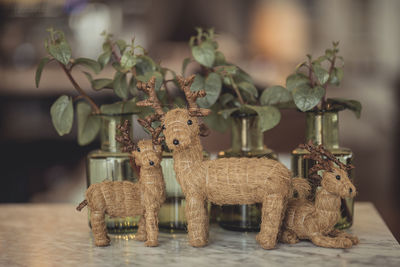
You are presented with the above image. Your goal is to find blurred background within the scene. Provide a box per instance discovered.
[0,0,399,240]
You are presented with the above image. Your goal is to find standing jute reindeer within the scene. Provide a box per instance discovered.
[136,75,300,250]
[76,117,166,247]
[280,141,359,248]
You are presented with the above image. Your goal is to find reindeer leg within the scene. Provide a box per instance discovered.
[135,215,147,242]
[311,233,353,248]
[144,209,159,247]
[256,194,285,249]
[90,210,110,247]
[185,195,208,247]
[280,229,299,244]
[329,229,359,245]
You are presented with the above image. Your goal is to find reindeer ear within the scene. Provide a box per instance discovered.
[199,123,211,137]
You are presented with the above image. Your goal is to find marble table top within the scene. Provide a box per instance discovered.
[0,202,399,267]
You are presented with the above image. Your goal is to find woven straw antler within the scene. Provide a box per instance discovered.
[300,141,354,181]
[116,120,136,152]
[137,114,165,145]
[136,76,165,119]
[176,75,211,117]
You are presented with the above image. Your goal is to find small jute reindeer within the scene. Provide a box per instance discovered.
[137,75,297,250]
[76,118,166,247]
[280,141,359,248]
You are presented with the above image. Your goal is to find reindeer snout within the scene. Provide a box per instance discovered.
[173,139,179,146]
[348,184,356,197]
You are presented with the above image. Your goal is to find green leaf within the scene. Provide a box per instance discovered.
[116,39,127,53]
[182,57,191,75]
[77,102,100,145]
[325,49,334,58]
[100,98,142,115]
[214,51,226,66]
[111,62,125,72]
[260,86,292,105]
[120,50,137,70]
[113,72,129,99]
[135,55,156,75]
[98,50,111,69]
[327,98,362,118]
[47,34,71,66]
[237,81,258,99]
[129,76,138,95]
[219,107,239,119]
[286,73,309,92]
[136,71,163,91]
[292,84,325,112]
[219,65,238,75]
[35,57,50,88]
[329,67,344,86]
[50,95,74,136]
[233,68,253,84]
[312,64,329,85]
[314,55,328,63]
[191,41,215,68]
[295,61,307,72]
[93,79,113,90]
[196,72,222,108]
[190,75,205,91]
[219,93,235,106]
[73,58,101,74]
[203,103,231,133]
[245,105,281,132]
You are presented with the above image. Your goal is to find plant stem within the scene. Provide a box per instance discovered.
[108,41,121,62]
[308,58,314,87]
[321,54,336,109]
[229,75,245,105]
[59,62,101,114]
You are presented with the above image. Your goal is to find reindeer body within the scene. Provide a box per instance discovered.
[280,143,359,248]
[77,139,166,247]
[173,137,291,205]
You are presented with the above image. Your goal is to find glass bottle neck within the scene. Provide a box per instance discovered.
[305,111,339,149]
[231,115,264,152]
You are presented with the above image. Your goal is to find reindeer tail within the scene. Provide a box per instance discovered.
[76,199,88,211]
[292,178,311,199]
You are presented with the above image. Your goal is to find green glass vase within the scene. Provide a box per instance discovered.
[218,113,277,232]
[86,113,140,234]
[291,111,355,229]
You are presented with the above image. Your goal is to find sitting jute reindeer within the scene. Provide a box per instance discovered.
[76,118,166,247]
[136,75,298,249]
[280,141,359,248]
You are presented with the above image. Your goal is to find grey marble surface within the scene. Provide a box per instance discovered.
[0,202,399,267]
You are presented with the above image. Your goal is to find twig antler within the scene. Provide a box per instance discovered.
[115,120,140,176]
[300,140,354,180]
[136,76,165,119]
[116,120,136,152]
[176,75,211,117]
[137,114,165,145]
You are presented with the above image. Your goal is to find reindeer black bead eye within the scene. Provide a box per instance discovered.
[187,120,193,125]
[336,175,341,180]
[162,125,166,130]
[149,161,154,166]
[137,147,140,152]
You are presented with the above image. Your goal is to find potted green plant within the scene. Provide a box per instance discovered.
[183,28,283,231]
[262,41,362,229]
[36,28,171,233]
